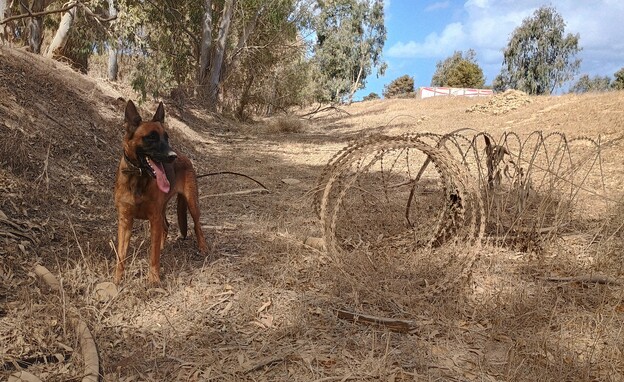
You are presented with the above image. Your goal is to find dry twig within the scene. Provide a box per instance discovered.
[200,188,269,199]
[539,275,621,286]
[336,309,416,333]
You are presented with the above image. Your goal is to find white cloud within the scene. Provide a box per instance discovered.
[463,1,624,78]
[387,22,466,58]
[425,1,451,12]
[465,0,488,9]
[378,0,624,90]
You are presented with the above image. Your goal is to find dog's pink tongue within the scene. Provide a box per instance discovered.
[148,158,170,193]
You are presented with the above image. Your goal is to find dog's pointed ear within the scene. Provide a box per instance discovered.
[125,100,142,133]
[152,102,165,123]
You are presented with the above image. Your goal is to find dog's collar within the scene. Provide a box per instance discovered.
[122,152,144,176]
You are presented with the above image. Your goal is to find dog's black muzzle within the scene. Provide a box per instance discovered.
[137,137,177,179]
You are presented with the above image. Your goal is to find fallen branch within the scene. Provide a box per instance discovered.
[199,188,269,199]
[539,275,621,286]
[34,264,61,291]
[34,265,100,382]
[75,320,99,382]
[35,103,71,131]
[202,223,238,230]
[300,105,351,119]
[196,171,269,192]
[243,354,291,373]
[335,309,416,333]
[0,217,37,243]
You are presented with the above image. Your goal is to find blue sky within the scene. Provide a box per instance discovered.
[355,0,624,99]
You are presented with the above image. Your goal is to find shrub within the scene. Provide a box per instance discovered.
[363,92,380,101]
[267,116,304,133]
[383,75,414,98]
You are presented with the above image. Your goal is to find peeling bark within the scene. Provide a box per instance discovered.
[45,2,76,58]
[206,0,235,111]
[198,0,213,86]
[107,0,118,80]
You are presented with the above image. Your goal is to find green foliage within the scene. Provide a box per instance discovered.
[431,49,485,88]
[492,70,509,93]
[3,0,388,116]
[130,56,176,102]
[613,67,624,90]
[383,75,414,98]
[312,0,387,103]
[497,6,581,95]
[221,1,312,118]
[362,92,380,101]
[6,0,109,71]
[115,0,203,96]
[569,74,611,94]
[110,0,310,114]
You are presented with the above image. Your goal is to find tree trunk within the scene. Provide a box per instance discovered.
[207,0,235,111]
[0,0,7,44]
[45,2,76,58]
[107,0,118,80]
[198,0,213,87]
[235,73,255,120]
[24,0,46,53]
[347,63,364,104]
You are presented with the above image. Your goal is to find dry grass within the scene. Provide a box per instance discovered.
[265,116,305,134]
[2,46,624,381]
[0,125,36,178]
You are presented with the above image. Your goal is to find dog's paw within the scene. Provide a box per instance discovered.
[147,270,161,285]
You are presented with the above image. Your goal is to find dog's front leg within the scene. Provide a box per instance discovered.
[114,214,134,284]
[148,214,164,284]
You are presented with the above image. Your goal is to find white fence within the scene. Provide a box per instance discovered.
[417,87,493,99]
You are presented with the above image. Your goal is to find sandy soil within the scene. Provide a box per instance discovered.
[1,46,624,381]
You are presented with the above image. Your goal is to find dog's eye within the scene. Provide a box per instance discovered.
[145,131,159,141]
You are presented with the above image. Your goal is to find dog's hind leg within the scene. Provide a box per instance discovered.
[177,194,188,238]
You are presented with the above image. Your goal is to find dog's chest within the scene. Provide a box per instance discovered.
[115,177,165,219]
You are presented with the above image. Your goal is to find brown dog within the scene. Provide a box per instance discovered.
[114,100,207,284]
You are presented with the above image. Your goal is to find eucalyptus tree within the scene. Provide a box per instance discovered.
[569,74,611,93]
[383,75,414,98]
[613,67,624,90]
[495,6,581,95]
[312,0,386,104]
[431,49,485,88]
